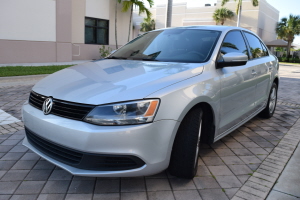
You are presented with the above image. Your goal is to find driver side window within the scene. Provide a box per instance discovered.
[220,31,249,57]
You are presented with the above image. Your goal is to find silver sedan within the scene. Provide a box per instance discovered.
[22,26,279,179]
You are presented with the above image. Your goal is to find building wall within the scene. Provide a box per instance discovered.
[183,6,216,26]
[0,0,56,42]
[0,0,131,64]
[257,0,279,42]
[132,0,279,43]
[86,0,110,19]
[71,0,132,61]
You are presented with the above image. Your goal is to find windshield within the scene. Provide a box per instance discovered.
[108,29,221,63]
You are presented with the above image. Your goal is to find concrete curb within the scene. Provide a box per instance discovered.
[277,101,300,108]
[232,117,300,200]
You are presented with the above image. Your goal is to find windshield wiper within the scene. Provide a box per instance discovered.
[141,58,158,61]
[106,56,127,60]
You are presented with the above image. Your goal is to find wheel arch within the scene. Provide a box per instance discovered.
[177,101,217,145]
[274,76,279,86]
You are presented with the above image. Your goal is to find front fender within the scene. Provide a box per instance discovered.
[147,71,221,124]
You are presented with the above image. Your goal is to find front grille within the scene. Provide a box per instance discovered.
[25,128,146,171]
[29,91,95,120]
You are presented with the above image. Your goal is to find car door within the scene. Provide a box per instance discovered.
[243,32,272,111]
[217,30,257,136]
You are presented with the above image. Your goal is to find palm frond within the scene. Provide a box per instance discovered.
[122,1,132,12]
[252,0,259,6]
[236,0,241,15]
[212,7,234,25]
[221,0,230,6]
[140,17,155,32]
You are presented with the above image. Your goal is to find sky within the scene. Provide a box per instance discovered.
[151,0,300,45]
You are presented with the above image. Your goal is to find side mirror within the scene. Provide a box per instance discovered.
[217,52,248,68]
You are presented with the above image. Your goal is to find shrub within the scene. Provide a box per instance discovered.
[293,58,300,63]
[99,45,112,58]
[281,57,288,62]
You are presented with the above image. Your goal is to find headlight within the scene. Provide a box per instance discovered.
[84,99,160,125]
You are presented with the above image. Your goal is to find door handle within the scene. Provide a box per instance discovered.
[251,70,257,76]
[268,65,273,72]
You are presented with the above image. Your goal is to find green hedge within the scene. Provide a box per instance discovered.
[277,57,300,63]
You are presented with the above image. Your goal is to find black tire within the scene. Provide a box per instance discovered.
[259,82,277,118]
[168,106,203,179]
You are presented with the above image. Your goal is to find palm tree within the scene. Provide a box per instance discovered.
[276,14,300,61]
[166,0,173,27]
[221,0,258,27]
[140,18,155,32]
[213,8,234,25]
[250,47,262,58]
[121,0,154,42]
[115,0,122,49]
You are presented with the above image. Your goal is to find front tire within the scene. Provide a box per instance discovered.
[168,106,203,179]
[259,82,277,118]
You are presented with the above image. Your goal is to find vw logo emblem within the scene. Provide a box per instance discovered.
[42,97,53,115]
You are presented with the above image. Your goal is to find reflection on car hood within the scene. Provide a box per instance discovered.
[32,59,205,105]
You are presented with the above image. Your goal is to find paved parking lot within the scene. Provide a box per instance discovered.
[0,64,300,200]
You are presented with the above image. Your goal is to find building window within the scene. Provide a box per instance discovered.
[85,17,109,45]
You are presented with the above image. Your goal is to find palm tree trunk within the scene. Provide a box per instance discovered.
[127,5,133,42]
[115,0,118,49]
[237,3,241,27]
[166,0,173,27]
[287,41,292,61]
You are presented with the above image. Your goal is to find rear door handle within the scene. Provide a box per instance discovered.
[268,65,273,72]
[251,70,257,76]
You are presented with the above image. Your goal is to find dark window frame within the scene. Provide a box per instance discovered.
[85,17,109,45]
[242,31,269,60]
[218,30,251,61]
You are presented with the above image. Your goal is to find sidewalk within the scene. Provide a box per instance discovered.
[267,142,300,199]
[0,75,48,87]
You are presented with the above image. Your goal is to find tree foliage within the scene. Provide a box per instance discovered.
[213,7,234,25]
[121,0,154,42]
[276,14,300,60]
[221,0,258,26]
[140,17,155,32]
[221,0,258,14]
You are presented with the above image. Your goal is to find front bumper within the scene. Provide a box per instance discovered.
[22,103,180,177]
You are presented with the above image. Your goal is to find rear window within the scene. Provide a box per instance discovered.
[108,29,221,63]
[244,32,266,59]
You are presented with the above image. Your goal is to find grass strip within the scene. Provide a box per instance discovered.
[279,62,300,65]
[0,65,73,77]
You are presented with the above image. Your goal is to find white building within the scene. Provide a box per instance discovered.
[0,0,132,64]
[133,0,279,43]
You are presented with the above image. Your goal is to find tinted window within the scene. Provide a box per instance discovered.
[244,32,264,59]
[220,31,248,57]
[109,29,221,63]
[260,42,269,56]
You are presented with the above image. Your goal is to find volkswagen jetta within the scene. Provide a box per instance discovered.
[22,26,279,178]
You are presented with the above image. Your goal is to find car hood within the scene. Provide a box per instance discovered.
[32,59,205,105]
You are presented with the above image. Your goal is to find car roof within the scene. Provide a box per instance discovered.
[155,25,251,33]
